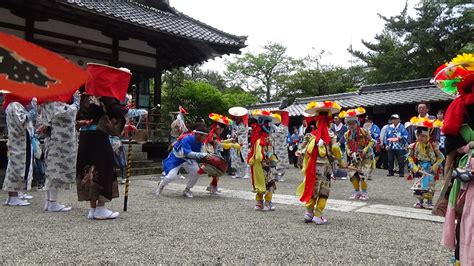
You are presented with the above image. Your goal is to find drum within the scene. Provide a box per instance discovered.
[201,155,228,177]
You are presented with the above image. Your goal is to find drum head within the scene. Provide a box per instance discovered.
[202,164,225,177]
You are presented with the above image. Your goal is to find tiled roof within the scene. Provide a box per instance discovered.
[63,0,246,47]
[248,78,455,116]
[247,101,281,112]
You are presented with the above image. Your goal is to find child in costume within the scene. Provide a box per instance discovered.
[340,107,375,201]
[407,117,444,209]
[228,107,250,179]
[248,110,280,211]
[204,113,232,195]
[429,53,474,265]
[296,101,344,224]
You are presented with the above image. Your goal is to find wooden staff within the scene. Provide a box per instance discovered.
[123,93,135,212]
[123,133,132,211]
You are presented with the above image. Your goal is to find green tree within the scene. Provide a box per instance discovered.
[224,42,300,102]
[349,1,473,83]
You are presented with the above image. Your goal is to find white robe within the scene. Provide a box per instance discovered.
[2,102,34,191]
[272,124,289,173]
[230,122,249,171]
[40,101,78,190]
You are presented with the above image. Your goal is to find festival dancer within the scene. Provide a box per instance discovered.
[296,101,344,224]
[228,107,250,179]
[153,125,210,198]
[170,106,189,144]
[76,64,131,220]
[204,113,232,195]
[2,95,37,206]
[340,107,375,201]
[430,53,474,264]
[271,110,290,181]
[407,117,444,209]
[248,110,280,211]
[39,91,81,212]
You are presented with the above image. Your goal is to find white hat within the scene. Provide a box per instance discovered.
[228,107,248,117]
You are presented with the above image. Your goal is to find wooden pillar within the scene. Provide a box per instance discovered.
[25,16,34,41]
[154,47,163,109]
[110,38,119,67]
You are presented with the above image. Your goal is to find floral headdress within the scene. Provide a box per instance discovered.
[305,101,342,116]
[339,107,366,122]
[251,110,281,124]
[209,113,233,126]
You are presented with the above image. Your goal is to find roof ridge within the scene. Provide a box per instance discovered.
[361,78,431,88]
[129,0,174,16]
[293,91,358,103]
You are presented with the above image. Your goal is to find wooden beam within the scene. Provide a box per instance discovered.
[33,39,111,61]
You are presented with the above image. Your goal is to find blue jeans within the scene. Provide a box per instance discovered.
[388,149,405,175]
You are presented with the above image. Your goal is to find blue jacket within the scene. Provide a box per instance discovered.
[384,123,408,150]
[163,134,204,174]
[369,123,381,141]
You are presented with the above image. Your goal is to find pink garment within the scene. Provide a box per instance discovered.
[441,203,456,250]
[460,182,474,264]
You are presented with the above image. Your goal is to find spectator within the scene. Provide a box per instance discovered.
[437,110,447,156]
[364,115,381,141]
[376,119,391,169]
[384,114,408,177]
[298,119,308,141]
[407,102,437,144]
[331,115,347,153]
[288,127,299,168]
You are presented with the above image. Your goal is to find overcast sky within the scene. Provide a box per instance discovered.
[170,0,419,71]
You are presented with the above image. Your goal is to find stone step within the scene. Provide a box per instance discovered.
[123,143,144,152]
[130,166,162,176]
[131,160,161,168]
[130,152,147,161]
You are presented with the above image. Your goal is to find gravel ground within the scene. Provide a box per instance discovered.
[0,168,452,264]
[162,167,440,208]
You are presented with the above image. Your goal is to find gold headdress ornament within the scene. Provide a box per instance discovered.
[209,113,233,125]
[305,101,342,116]
[339,107,366,122]
[251,109,281,124]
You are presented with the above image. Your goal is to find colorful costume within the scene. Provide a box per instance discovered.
[204,113,232,195]
[2,96,36,206]
[296,101,343,224]
[76,64,131,220]
[271,110,289,181]
[340,107,375,201]
[170,106,188,144]
[407,117,444,209]
[154,129,209,198]
[433,53,474,265]
[248,110,280,211]
[228,107,250,179]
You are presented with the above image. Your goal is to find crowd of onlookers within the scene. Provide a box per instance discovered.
[286,102,446,177]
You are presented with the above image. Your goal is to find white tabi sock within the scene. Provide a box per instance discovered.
[88,208,96,219]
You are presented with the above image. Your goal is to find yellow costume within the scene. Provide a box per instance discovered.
[296,101,343,224]
[407,117,444,209]
[248,110,280,211]
[340,107,374,200]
